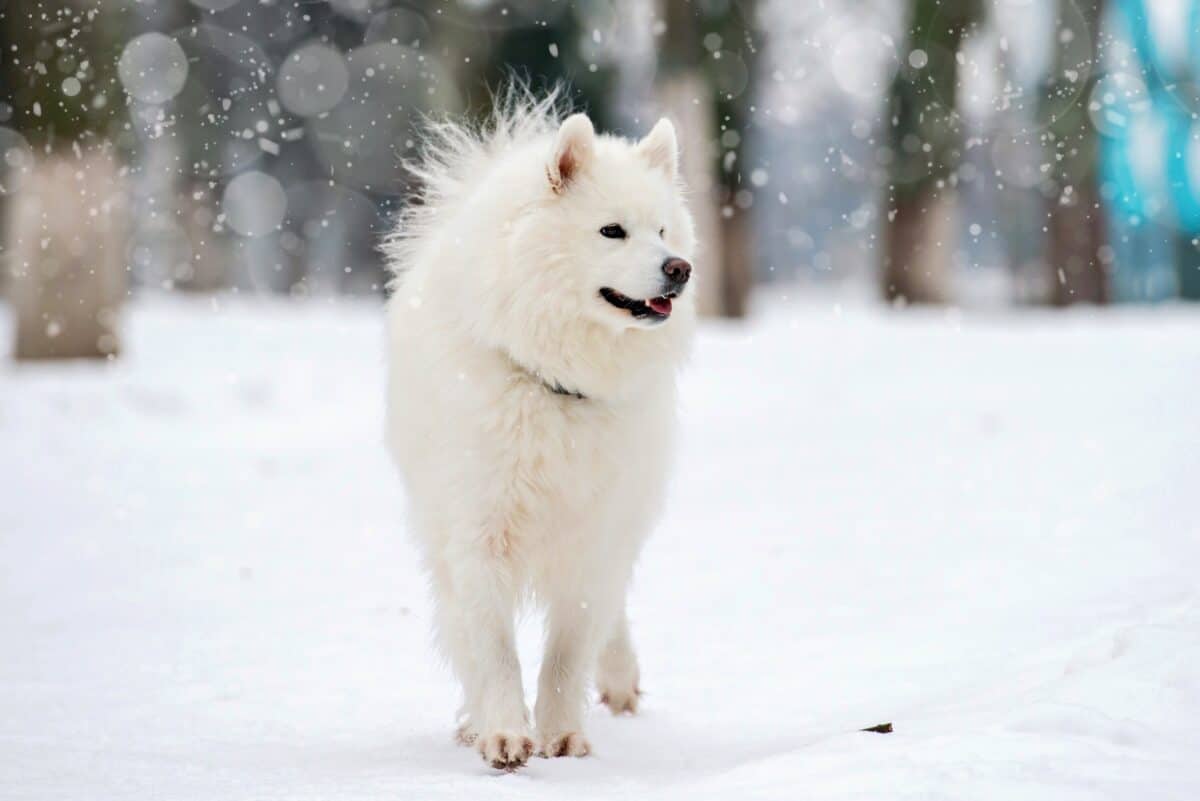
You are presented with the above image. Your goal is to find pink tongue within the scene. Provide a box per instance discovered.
[647,297,672,315]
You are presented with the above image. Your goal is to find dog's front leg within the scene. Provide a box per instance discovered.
[431,552,532,770]
[534,590,618,758]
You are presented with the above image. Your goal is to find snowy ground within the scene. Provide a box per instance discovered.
[2,293,1199,800]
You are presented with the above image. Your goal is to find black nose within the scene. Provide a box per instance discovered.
[662,257,691,284]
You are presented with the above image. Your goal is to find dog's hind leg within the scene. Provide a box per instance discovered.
[596,606,641,715]
[429,552,533,770]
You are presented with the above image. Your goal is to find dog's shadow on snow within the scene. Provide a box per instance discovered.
[335,709,822,787]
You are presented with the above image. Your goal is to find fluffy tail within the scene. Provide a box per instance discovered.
[381,81,571,288]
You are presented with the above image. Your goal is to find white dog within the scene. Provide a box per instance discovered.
[383,89,696,770]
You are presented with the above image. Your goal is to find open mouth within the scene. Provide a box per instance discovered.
[599,287,677,321]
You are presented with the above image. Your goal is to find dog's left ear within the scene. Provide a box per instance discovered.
[637,118,678,180]
[548,113,595,194]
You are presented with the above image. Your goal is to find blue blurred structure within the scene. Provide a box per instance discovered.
[1102,0,1200,301]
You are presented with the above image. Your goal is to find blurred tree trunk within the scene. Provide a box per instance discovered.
[1042,0,1108,305]
[883,0,985,304]
[886,187,959,304]
[8,149,128,359]
[128,2,228,293]
[1,0,131,359]
[657,72,725,318]
[657,0,758,318]
[709,0,759,319]
[717,196,754,318]
[1178,234,1200,299]
[993,46,1052,304]
[176,183,228,292]
[656,0,723,317]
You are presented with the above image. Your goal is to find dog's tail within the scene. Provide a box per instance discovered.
[381,80,570,289]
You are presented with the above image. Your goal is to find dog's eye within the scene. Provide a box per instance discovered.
[599,224,627,240]
[659,227,665,238]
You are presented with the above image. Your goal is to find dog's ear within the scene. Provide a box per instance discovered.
[547,113,595,194]
[637,118,678,179]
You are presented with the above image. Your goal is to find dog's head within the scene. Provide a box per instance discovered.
[452,111,697,398]
[504,113,698,335]
[547,114,695,332]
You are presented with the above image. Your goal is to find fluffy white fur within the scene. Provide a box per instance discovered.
[383,89,696,770]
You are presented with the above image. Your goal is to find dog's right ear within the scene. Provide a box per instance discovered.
[547,113,595,194]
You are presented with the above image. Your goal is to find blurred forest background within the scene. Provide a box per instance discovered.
[1,0,1199,359]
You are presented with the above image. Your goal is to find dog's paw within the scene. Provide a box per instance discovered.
[599,684,640,715]
[454,723,478,747]
[478,731,534,771]
[539,731,591,758]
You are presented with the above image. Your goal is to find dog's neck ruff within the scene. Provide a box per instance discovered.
[507,355,588,401]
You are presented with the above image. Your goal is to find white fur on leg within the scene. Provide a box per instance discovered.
[429,553,532,768]
[534,588,622,756]
[596,610,641,715]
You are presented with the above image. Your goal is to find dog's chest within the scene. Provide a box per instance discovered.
[484,393,638,538]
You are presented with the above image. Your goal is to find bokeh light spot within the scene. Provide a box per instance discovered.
[118,33,188,104]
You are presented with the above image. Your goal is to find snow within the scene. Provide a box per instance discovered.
[2,295,1199,799]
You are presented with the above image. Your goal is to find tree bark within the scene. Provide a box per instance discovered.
[7,149,129,360]
[657,74,725,318]
[718,198,754,317]
[657,0,759,318]
[1177,232,1200,300]
[882,0,984,304]
[884,186,956,304]
[1043,0,1108,305]
[1047,180,1107,304]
